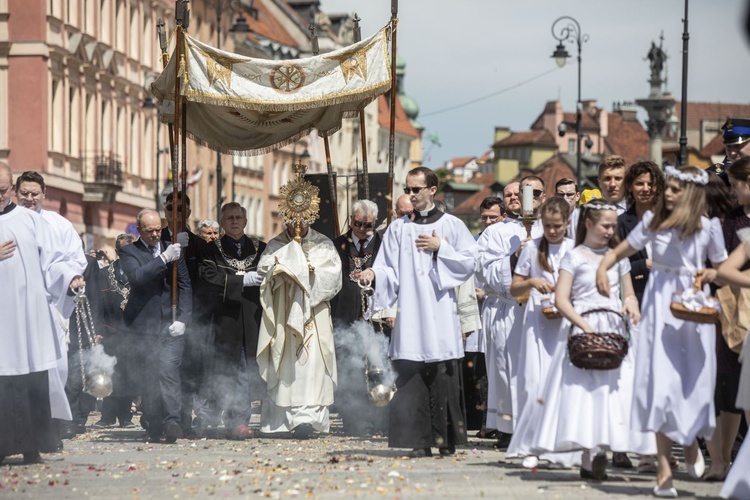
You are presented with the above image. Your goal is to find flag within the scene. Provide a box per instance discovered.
[151,26,391,156]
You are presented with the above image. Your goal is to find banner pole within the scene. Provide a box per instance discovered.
[353,14,370,200]
[386,0,398,225]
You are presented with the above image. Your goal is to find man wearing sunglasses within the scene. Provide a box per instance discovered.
[477,175,545,450]
[330,199,386,437]
[360,167,478,458]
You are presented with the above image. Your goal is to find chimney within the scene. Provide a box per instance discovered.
[613,101,639,121]
[494,126,511,144]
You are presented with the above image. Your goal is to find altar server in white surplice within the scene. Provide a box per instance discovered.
[256,172,341,439]
[0,164,84,465]
[15,171,87,425]
[360,167,478,458]
[476,177,543,447]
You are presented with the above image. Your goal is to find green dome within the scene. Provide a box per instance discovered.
[399,94,419,120]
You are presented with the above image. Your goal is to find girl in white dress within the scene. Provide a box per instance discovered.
[507,197,575,468]
[717,229,750,499]
[530,199,654,480]
[597,166,728,498]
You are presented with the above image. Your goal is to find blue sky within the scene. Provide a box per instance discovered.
[321,0,750,167]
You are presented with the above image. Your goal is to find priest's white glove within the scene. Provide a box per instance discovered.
[168,321,186,337]
[161,243,182,263]
[176,231,189,248]
[242,271,262,287]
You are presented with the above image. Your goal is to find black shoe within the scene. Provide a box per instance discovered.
[292,423,314,440]
[144,434,162,444]
[94,419,116,429]
[591,452,608,480]
[493,432,512,450]
[407,448,432,458]
[22,451,42,464]
[164,422,182,444]
[59,423,76,440]
[52,440,64,453]
[439,446,456,456]
[74,424,86,435]
[612,452,633,469]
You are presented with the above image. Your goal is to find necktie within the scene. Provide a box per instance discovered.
[148,245,159,259]
[358,239,366,257]
[235,242,242,257]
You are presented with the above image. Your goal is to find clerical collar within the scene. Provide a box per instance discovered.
[413,204,444,224]
[0,201,16,215]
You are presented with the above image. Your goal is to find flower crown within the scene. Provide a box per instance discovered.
[665,165,708,185]
[582,202,618,211]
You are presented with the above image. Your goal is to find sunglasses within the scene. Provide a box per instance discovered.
[165,205,185,212]
[352,220,374,229]
[404,186,428,195]
[556,192,576,199]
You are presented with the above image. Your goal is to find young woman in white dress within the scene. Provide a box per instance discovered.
[596,166,728,498]
[530,199,654,480]
[507,197,575,468]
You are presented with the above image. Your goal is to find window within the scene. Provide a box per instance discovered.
[568,138,576,153]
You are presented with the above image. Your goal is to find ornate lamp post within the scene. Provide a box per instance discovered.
[550,16,588,190]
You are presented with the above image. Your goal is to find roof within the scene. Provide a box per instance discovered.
[602,112,649,165]
[493,129,557,148]
[673,101,750,130]
[237,0,299,49]
[451,173,499,216]
[443,181,483,192]
[532,155,577,197]
[378,94,420,138]
[446,156,475,169]
[700,133,725,157]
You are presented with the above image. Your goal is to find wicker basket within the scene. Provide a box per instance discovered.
[669,276,720,325]
[567,308,629,370]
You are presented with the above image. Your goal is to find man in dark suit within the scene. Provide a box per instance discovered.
[120,208,191,443]
[199,202,266,439]
[330,199,386,437]
[160,192,209,436]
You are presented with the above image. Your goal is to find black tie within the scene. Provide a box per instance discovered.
[148,245,158,258]
[358,239,366,257]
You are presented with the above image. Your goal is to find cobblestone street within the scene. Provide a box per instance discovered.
[0,412,725,499]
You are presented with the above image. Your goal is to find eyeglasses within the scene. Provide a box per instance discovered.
[556,192,576,199]
[404,186,428,195]
[352,220,374,229]
[17,191,43,199]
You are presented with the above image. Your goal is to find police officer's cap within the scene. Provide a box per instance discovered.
[722,117,750,146]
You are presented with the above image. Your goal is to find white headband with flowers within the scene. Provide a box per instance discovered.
[665,165,708,185]
[582,202,618,211]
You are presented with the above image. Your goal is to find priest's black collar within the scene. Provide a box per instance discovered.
[413,204,444,224]
[0,201,16,215]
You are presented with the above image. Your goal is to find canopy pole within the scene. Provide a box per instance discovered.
[156,20,175,179]
[386,0,399,225]
[353,14,370,200]
[170,0,188,322]
[310,23,341,237]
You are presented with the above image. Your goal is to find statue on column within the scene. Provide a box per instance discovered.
[647,40,666,82]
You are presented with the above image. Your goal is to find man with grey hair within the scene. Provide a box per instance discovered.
[198,201,266,439]
[330,199,385,437]
[196,220,220,242]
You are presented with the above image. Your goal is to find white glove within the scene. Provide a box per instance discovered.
[242,271,262,287]
[176,232,189,248]
[168,321,186,337]
[161,243,182,263]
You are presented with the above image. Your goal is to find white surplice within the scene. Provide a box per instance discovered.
[1,206,80,377]
[476,217,542,433]
[256,228,341,433]
[371,213,478,362]
[38,208,87,420]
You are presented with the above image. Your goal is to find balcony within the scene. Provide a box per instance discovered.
[81,152,124,203]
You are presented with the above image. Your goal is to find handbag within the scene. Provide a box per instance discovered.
[716,272,750,353]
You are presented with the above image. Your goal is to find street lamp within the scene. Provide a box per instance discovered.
[550,16,588,190]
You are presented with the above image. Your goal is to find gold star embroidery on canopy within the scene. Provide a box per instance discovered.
[324,40,376,84]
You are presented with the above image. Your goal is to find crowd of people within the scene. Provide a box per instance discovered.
[2,119,750,499]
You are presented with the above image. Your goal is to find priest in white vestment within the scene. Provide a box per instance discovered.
[256,168,341,438]
[15,171,87,425]
[361,167,478,457]
[0,164,83,464]
[476,177,543,447]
